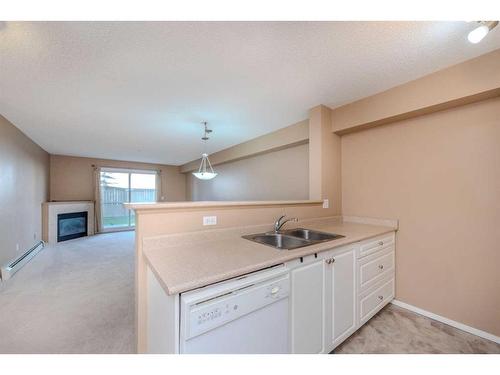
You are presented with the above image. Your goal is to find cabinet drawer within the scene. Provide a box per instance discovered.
[358,232,395,258]
[359,278,394,325]
[358,247,394,292]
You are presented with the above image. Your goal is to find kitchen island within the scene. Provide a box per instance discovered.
[143,217,395,295]
[126,200,397,353]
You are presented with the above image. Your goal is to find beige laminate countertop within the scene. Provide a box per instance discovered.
[125,199,323,211]
[143,218,396,295]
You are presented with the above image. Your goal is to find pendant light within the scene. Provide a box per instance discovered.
[193,122,218,180]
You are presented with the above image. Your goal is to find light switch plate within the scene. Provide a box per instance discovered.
[203,216,217,226]
[323,199,329,209]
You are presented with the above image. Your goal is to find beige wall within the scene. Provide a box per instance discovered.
[332,49,500,134]
[309,105,342,215]
[181,119,309,173]
[186,143,309,201]
[341,97,500,336]
[50,155,186,202]
[0,115,49,266]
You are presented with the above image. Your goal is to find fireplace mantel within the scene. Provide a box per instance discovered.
[42,201,95,244]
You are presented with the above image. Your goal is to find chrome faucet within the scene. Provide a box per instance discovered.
[274,215,298,232]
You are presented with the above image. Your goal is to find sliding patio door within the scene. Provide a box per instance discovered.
[100,168,158,231]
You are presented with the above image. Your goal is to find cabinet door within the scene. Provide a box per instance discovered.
[290,258,325,354]
[325,246,357,351]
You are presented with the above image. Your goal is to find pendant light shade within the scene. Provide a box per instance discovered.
[193,153,217,180]
[193,122,217,180]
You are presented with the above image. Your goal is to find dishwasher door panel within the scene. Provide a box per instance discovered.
[181,297,289,354]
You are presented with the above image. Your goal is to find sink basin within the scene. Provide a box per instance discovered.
[243,228,345,250]
[242,233,312,250]
[281,228,344,242]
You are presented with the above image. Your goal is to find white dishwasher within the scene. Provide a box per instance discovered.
[179,265,290,354]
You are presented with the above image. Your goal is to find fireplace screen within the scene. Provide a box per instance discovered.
[57,211,88,242]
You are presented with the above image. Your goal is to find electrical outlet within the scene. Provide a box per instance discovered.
[322,199,329,209]
[203,216,217,226]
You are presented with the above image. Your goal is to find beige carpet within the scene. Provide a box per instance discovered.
[0,231,135,354]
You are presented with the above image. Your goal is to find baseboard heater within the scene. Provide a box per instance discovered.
[0,241,45,281]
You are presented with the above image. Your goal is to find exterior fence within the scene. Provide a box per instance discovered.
[101,187,156,218]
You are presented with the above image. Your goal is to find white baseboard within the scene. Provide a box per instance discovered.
[391,299,500,345]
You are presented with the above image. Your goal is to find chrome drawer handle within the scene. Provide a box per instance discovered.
[378,264,384,270]
[378,295,383,301]
[325,258,335,265]
[378,241,384,246]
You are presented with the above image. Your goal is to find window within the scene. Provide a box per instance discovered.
[100,168,158,230]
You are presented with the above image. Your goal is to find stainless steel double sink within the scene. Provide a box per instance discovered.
[242,228,345,250]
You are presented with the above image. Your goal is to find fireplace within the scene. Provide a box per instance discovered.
[57,211,88,242]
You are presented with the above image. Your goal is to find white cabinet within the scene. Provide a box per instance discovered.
[289,255,325,354]
[147,266,180,353]
[358,278,394,325]
[324,245,357,352]
[356,232,396,326]
[358,246,394,292]
[358,233,395,258]
[288,231,396,354]
[146,230,396,354]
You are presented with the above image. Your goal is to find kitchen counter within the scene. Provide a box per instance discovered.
[125,199,323,211]
[142,217,397,295]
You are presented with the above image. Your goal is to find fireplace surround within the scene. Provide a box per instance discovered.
[42,201,95,244]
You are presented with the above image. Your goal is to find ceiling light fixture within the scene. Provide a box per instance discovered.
[467,21,498,44]
[193,122,217,180]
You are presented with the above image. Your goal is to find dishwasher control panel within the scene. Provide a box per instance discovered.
[184,274,289,339]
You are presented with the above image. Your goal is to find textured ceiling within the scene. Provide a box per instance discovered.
[1,21,499,165]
